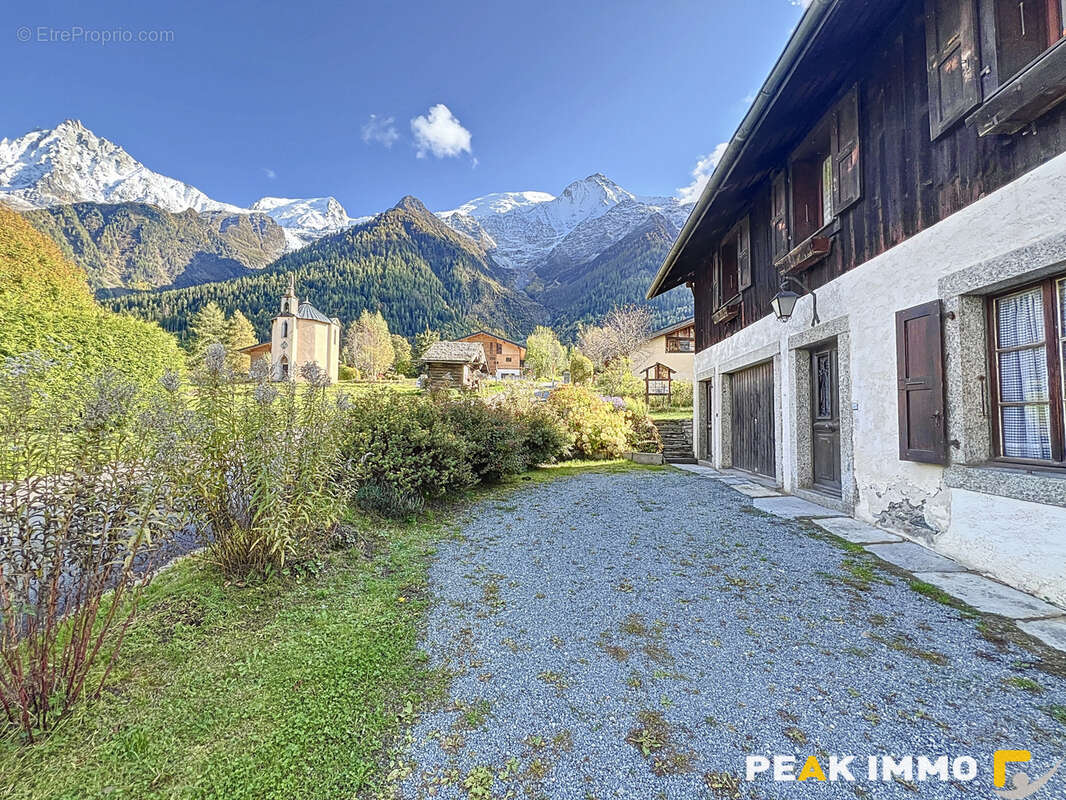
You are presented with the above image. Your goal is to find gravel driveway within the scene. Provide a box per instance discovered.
[396,466,1066,799]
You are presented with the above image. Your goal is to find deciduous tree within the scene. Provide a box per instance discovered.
[525,326,567,379]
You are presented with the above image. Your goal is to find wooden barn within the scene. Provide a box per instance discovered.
[420,341,488,390]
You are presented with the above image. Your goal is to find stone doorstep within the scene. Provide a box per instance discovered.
[812,517,903,544]
[864,542,968,573]
[911,571,1065,623]
[1017,617,1066,652]
[732,483,783,498]
[751,496,839,519]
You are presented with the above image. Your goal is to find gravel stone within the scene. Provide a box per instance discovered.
[396,469,1066,799]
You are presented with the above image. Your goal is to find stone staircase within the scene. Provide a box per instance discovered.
[656,418,696,464]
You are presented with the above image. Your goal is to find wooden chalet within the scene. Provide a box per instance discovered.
[647,0,1066,608]
[458,331,526,378]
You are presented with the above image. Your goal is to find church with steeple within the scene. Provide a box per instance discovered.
[239,276,341,383]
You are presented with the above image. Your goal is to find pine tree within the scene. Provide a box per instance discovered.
[412,328,440,363]
[188,302,230,364]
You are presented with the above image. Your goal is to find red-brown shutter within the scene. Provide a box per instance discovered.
[896,300,947,463]
[925,0,982,139]
[831,84,862,213]
[771,172,789,262]
[737,216,752,291]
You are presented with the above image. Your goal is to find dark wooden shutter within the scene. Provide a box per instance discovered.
[896,300,947,463]
[712,251,722,309]
[925,0,982,139]
[737,216,752,291]
[831,85,862,212]
[770,172,789,261]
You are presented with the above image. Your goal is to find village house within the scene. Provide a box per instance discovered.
[239,276,340,383]
[647,0,1066,606]
[458,331,527,378]
[632,318,695,380]
[420,340,488,390]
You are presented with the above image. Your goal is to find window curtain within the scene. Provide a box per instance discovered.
[997,287,1050,459]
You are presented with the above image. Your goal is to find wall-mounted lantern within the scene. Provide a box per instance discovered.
[770,276,820,327]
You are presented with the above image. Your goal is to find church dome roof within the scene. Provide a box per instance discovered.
[297,301,333,323]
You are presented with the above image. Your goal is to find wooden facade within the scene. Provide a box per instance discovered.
[672,0,1066,353]
[458,331,526,376]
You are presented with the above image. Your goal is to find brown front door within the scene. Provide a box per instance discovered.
[702,378,714,459]
[730,361,775,478]
[811,345,841,494]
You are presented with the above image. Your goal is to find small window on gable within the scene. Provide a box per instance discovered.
[282,321,288,338]
[713,216,750,309]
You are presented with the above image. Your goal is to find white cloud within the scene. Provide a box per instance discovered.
[410,104,472,159]
[262,167,277,180]
[361,114,399,148]
[677,142,729,204]
[791,0,813,7]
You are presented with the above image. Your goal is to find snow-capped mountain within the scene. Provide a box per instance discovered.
[249,196,366,249]
[0,120,361,252]
[438,174,692,284]
[0,119,242,214]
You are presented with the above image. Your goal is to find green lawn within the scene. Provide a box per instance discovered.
[0,459,647,800]
[649,407,693,422]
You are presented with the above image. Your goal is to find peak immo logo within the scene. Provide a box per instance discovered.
[745,750,1063,797]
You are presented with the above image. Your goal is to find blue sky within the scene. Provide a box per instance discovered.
[3,0,807,216]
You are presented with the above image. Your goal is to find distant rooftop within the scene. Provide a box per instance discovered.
[297,301,333,323]
[421,341,487,364]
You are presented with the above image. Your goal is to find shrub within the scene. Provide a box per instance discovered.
[441,397,527,483]
[519,403,571,466]
[569,351,594,385]
[547,384,633,459]
[596,358,644,399]
[0,355,174,739]
[338,364,359,381]
[670,379,693,408]
[341,389,472,500]
[624,397,663,454]
[485,384,571,467]
[159,348,345,578]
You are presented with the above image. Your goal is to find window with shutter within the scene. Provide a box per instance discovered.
[831,85,861,212]
[925,0,982,138]
[737,217,752,291]
[770,172,789,261]
[896,300,947,463]
[987,275,1066,464]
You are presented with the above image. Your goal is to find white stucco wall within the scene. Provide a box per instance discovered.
[694,150,1066,607]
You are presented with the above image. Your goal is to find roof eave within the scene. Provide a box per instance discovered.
[646,0,839,300]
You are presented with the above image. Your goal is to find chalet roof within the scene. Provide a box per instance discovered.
[420,341,487,365]
[296,301,333,323]
[459,330,527,354]
[239,342,272,355]
[647,0,900,298]
[648,317,695,340]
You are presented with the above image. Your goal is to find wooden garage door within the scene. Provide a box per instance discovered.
[731,361,775,478]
